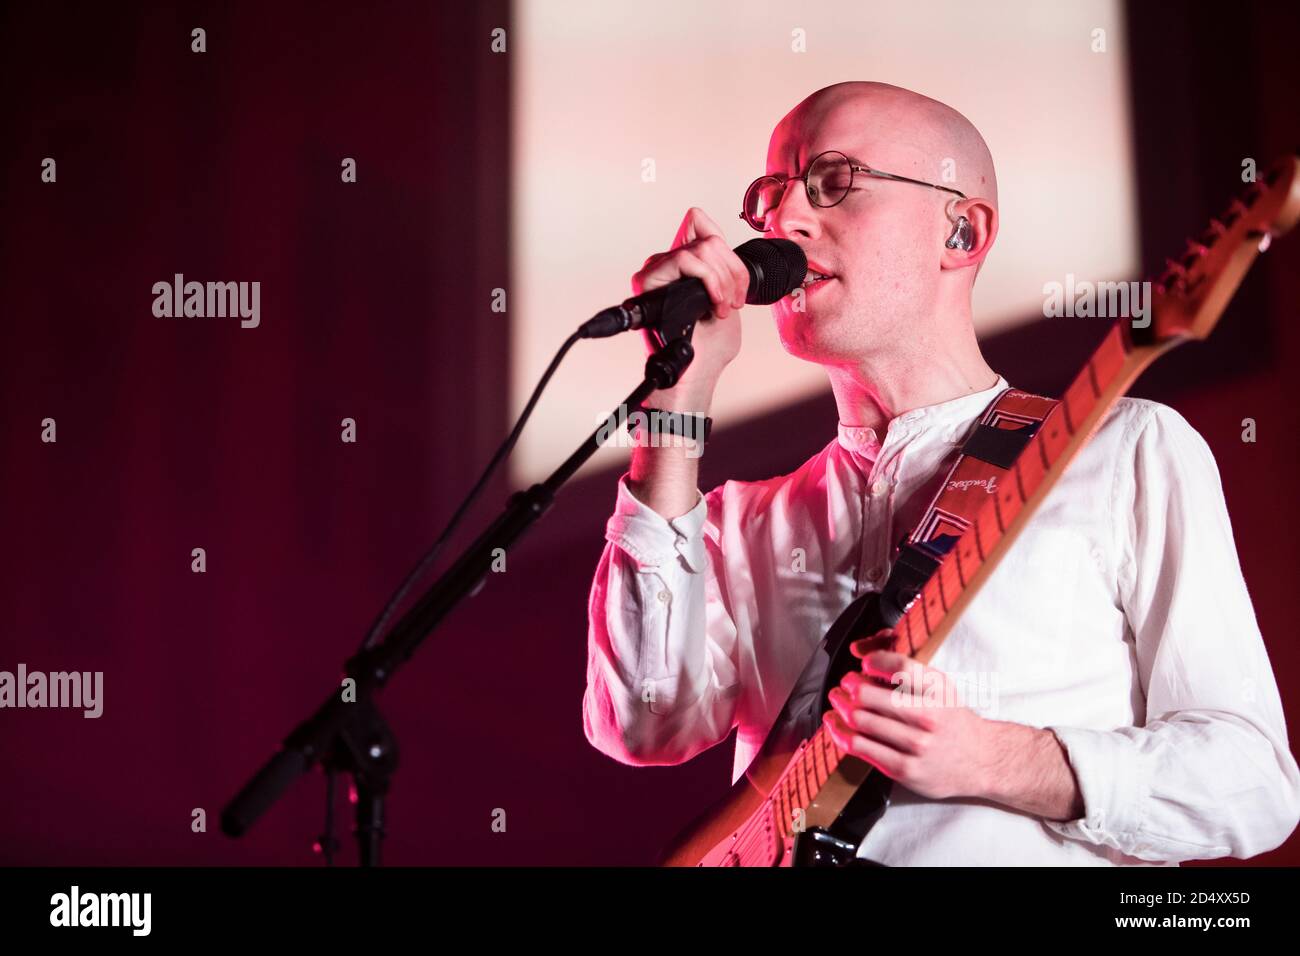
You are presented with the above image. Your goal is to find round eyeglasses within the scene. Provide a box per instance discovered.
[740,149,967,232]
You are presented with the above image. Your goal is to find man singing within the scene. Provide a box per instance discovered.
[582,81,1300,864]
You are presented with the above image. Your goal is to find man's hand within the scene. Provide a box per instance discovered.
[822,630,1085,821]
[631,206,748,409]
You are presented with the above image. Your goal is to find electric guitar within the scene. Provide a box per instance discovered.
[660,156,1300,867]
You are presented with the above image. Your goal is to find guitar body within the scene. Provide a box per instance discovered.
[658,747,798,867]
[661,592,893,867]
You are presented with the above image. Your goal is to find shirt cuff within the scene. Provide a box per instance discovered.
[1041,726,1147,848]
[605,473,708,572]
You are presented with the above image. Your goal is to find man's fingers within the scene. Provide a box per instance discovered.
[664,248,729,317]
[822,711,905,776]
[689,234,746,313]
[698,232,750,308]
[675,209,747,313]
[636,211,744,317]
[862,650,924,685]
[673,206,724,250]
[826,689,925,755]
[850,629,897,659]
[841,670,902,708]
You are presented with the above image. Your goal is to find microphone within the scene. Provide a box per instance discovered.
[579,238,807,340]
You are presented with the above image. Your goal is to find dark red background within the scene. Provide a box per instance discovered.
[1,1,1297,865]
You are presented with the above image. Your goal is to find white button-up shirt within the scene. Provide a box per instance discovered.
[583,375,1300,864]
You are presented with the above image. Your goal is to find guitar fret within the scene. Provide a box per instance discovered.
[763,800,780,852]
[1036,429,1052,470]
[954,535,969,588]
[821,729,839,771]
[811,733,827,786]
[1000,476,1022,524]
[1102,322,1126,366]
[786,775,798,834]
[1020,441,1045,486]
[936,558,951,612]
[1066,388,1085,428]
[1061,386,1076,434]
[1043,420,1067,458]
[920,579,935,635]
[947,557,964,603]
[990,484,1007,533]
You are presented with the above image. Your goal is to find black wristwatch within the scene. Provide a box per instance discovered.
[624,405,713,443]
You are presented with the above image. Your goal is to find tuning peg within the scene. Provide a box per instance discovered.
[1158,258,1186,292]
[1197,218,1227,247]
[1221,198,1248,228]
[1179,239,1210,270]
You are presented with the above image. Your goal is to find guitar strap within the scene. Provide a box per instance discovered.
[765,385,1063,856]
[874,386,1063,650]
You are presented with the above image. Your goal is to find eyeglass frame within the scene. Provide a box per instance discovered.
[739,149,967,232]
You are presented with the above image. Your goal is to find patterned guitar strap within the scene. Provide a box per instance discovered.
[767,385,1062,859]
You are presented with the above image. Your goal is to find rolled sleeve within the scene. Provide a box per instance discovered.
[604,476,708,573]
[1043,726,1147,848]
[583,473,740,767]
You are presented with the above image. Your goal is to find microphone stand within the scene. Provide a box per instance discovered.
[220,327,699,864]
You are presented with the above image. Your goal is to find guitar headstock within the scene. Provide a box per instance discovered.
[1150,156,1300,343]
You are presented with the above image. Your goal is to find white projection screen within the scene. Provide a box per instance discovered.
[509,0,1137,485]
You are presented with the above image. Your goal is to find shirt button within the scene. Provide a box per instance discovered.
[870,479,889,497]
[656,590,670,604]
[867,567,884,583]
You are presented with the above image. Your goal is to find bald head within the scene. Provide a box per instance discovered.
[770,82,997,207]
[769,81,997,208]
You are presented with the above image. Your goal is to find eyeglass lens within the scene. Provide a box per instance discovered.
[745,151,853,229]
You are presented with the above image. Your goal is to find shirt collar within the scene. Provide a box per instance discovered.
[836,374,1010,456]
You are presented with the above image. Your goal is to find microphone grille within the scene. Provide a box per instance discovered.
[737,238,808,304]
